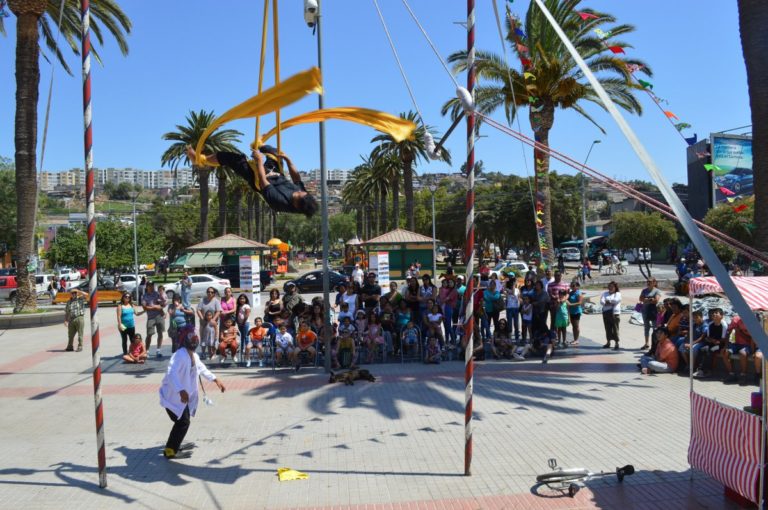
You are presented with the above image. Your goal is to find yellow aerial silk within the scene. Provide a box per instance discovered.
[194,67,323,166]
[256,107,417,148]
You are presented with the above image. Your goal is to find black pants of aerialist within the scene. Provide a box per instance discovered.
[165,406,190,452]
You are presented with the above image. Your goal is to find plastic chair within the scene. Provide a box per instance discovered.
[400,326,422,363]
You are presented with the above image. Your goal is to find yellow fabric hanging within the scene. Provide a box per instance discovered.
[256,107,417,147]
[194,67,323,166]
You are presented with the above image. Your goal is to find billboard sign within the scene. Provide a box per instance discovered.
[711,134,753,203]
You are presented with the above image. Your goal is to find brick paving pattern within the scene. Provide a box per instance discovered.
[0,293,754,509]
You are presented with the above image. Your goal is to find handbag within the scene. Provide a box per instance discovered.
[492,295,505,313]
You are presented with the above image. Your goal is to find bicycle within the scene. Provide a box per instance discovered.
[535,458,635,497]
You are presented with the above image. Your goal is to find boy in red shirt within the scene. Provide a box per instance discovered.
[294,321,317,371]
[722,315,759,385]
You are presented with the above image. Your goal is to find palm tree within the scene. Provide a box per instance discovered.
[738,0,767,253]
[371,111,451,231]
[342,164,379,239]
[2,0,130,311]
[371,151,401,230]
[442,0,650,265]
[161,110,241,242]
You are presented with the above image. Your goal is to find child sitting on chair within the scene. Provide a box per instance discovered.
[337,316,357,368]
[426,303,445,346]
[424,336,442,364]
[354,310,368,344]
[245,317,269,368]
[218,317,240,362]
[275,323,295,365]
[401,320,420,357]
[123,333,148,364]
[365,314,385,363]
[337,302,353,325]
[492,318,513,359]
[294,321,317,371]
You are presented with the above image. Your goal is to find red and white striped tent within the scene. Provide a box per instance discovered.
[688,276,768,505]
[688,276,768,311]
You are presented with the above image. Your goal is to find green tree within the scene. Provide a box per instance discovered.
[738,0,767,252]
[161,110,242,242]
[144,199,211,259]
[329,213,356,248]
[610,212,677,277]
[443,0,650,266]
[702,199,755,264]
[370,112,450,231]
[3,0,131,312]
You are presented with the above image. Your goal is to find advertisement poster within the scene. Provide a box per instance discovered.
[251,255,261,311]
[712,135,753,203]
[377,251,390,286]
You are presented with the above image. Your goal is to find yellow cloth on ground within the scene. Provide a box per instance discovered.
[277,467,309,481]
[194,67,323,166]
[257,107,417,147]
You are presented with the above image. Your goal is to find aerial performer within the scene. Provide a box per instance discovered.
[187,144,317,217]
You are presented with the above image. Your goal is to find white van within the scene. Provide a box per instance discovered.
[35,274,56,295]
[560,247,582,262]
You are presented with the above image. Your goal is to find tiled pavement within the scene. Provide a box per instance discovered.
[0,296,755,509]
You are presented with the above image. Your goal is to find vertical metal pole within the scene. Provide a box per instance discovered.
[81,0,107,489]
[132,199,139,303]
[760,347,766,510]
[431,191,437,277]
[463,0,476,477]
[316,1,332,373]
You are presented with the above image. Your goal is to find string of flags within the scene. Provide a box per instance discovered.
[575,9,697,147]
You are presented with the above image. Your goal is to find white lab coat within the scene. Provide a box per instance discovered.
[159,348,216,418]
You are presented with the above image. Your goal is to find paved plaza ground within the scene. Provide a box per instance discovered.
[0,287,754,509]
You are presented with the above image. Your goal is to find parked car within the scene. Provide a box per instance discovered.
[0,267,17,276]
[560,247,582,262]
[505,249,519,260]
[500,261,530,280]
[35,274,56,295]
[0,275,18,300]
[115,274,139,294]
[625,248,652,264]
[53,278,123,305]
[165,274,231,300]
[283,270,348,294]
[76,268,88,279]
[56,267,80,281]
[488,261,513,280]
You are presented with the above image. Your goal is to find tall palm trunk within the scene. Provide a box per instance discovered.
[403,155,415,231]
[217,173,227,236]
[10,1,46,312]
[530,104,556,267]
[256,200,264,241]
[738,0,768,252]
[270,211,276,239]
[232,185,242,236]
[246,193,254,239]
[356,208,363,239]
[391,176,400,230]
[373,194,380,236]
[379,187,387,235]
[197,167,210,241]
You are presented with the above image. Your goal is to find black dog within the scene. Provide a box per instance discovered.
[328,369,376,386]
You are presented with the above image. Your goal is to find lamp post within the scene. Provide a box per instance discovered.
[305,1,332,373]
[128,190,140,302]
[427,180,438,278]
[581,140,600,260]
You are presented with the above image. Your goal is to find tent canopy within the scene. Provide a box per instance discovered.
[688,276,768,311]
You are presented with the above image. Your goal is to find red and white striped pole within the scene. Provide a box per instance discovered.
[463,0,476,477]
[81,0,107,488]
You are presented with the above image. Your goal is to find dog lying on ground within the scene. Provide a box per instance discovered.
[328,369,376,385]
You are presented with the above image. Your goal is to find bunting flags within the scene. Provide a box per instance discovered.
[638,79,653,90]
[719,186,735,196]
[675,122,692,131]
[664,111,679,120]
[608,46,625,54]
[578,11,599,20]
[703,163,721,172]
[685,134,698,146]
[524,72,536,80]
[733,204,748,213]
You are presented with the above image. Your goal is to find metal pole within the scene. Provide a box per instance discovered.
[463,0,476,477]
[581,140,598,259]
[81,0,107,488]
[132,198,139,303]
[431,190,437,277]
[316,1,332,373]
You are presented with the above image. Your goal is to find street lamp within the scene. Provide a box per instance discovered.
[427,179,438,278]
[581,140,600,260]
[305,1,332,373]
[128,190,140,302]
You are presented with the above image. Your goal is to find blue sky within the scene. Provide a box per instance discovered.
[0,0,750,186]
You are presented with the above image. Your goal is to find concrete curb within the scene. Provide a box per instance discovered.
[0,310,65,329]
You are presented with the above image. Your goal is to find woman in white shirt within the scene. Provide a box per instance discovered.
[600,281,622,350]
[159,333,225,459]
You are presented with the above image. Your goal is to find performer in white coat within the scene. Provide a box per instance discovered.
[159,332,225,459]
